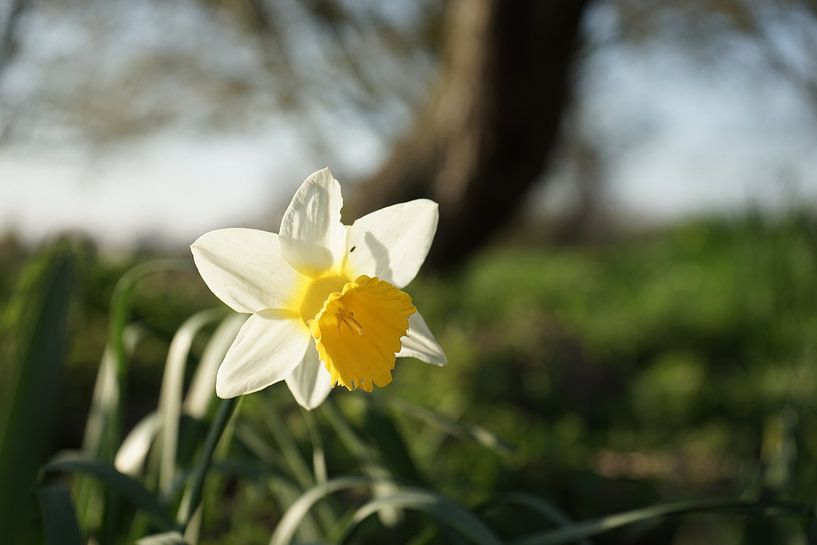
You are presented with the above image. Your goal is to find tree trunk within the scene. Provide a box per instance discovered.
[349,0,590,269]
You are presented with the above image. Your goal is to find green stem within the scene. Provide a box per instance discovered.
[177,397,238,531]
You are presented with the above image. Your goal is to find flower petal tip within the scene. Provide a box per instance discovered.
[214,379,236,400]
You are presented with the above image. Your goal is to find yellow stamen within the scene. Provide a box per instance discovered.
[309,275,415,392]
[336,306,364,335]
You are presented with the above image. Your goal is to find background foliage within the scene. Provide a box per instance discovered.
[3,212,817,544]
[3,0,817,542]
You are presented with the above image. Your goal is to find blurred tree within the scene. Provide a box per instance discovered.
[610,0,817,116]
[350,0,590,268]
[199,0,589,266]
[3,0,817,260]
[0,0,25,72]
[0,0,29,141]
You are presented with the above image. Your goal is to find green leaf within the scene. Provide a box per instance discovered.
[262,401,317,489]
[508,499,814,545]
[302,411,327,484]
[321,399,413,528]
[493,493,579,526]
[75,324,144,531]
[107,259,192,448]
[232,419,327,539]
[0,243,74,543]
[114,411,161,477]
[339,489,503,545]
[487,493,591,545]
[269,476,372,545]
[38,483,83,545]
[157,309,225,497]
[81,324,145,463]
[183,314,244,419]
[89,259,190,542]
[320,400,406,527]
[261,398,340,545]
[42,452,176,531]
[176,397,237,530]
[136,531,188,545]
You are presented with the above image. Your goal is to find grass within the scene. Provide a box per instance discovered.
[3,212,817,544]
[381,214,817,539]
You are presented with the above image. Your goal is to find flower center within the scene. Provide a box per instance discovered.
[298,274,348,323]
[309,275,415,392]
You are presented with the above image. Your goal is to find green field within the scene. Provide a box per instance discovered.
[3,214,817,544]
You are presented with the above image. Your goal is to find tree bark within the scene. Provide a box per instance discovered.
[349,0,590,269]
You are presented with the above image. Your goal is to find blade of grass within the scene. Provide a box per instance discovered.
[183,314,244,419]
[321,400,404,526]
[82,324,145,462]
[184,506,203,545]
[38,483,83,545]
[261,403,316,489]
[487,493,592,545]
[176,397,237,530]
[508,498,814,545]
[0,243,74,543]
[42,452,175,530]
[107,259,191,447]
[302,411,327,485]
[75,324,144,529]
[338,489,503,545]
[261,397,340,544]
[230,424,327,540]
[136,531,187,545]
[158,309,224,498]
[115,411,161,477]
[97,260,189,542]
[268,476,373,545]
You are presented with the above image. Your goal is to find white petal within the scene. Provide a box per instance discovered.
[344,199,438,288]
[397,310,446,366]
[216,310,311,398]
[285,340,333,410]
[279,168,347,277]
[191,228,304,313]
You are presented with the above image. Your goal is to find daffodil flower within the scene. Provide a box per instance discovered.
[191,168,446,409]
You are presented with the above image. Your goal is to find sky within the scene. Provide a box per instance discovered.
[580,36,817,218]
[1,0,816,251]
